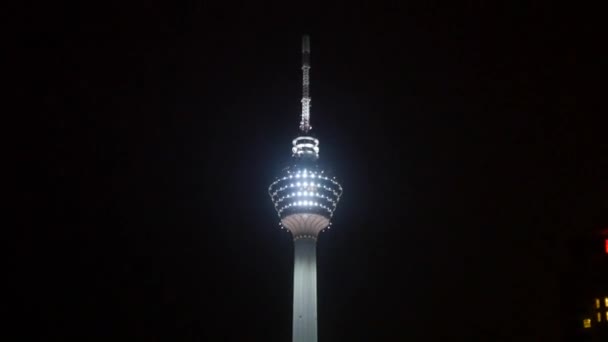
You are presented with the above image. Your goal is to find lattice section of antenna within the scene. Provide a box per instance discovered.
[300,63,311,132]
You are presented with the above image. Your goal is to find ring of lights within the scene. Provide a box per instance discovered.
[269,167,342,237]
[292,136,320,158]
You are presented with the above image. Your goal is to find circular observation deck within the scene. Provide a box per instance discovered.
[269,166,342,239]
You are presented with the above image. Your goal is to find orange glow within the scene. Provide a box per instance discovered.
[605,239,608,254]
[583,318,592,328]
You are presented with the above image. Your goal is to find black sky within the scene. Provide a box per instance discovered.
[10,2,607,341]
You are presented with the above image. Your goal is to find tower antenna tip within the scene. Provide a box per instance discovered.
[302,35,310,53]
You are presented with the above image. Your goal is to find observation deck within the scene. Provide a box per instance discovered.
[269,166,342,238]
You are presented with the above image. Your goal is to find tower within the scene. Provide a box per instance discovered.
[268,36,343,342]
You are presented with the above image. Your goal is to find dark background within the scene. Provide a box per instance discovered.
[10,2,607,341]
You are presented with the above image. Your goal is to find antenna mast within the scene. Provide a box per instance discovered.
[300,35,311,133]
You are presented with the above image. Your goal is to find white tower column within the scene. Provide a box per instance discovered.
[292,237,318,342]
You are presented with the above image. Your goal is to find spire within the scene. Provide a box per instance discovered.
[300,35,311,133]
[292,35,319,160]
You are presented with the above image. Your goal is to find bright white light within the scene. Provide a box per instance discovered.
[296,174,300,178]
[303,182,308,187]
[303,173,307,178]
[297,192,302,196]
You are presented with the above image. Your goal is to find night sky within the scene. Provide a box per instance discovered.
[11,2,607,341]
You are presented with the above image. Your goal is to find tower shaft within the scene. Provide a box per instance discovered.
[292,237,318,342]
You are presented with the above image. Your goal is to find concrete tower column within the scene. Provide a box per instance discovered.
[292,237,318,342]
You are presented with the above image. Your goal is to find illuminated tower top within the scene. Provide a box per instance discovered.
[269,35,342,239]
